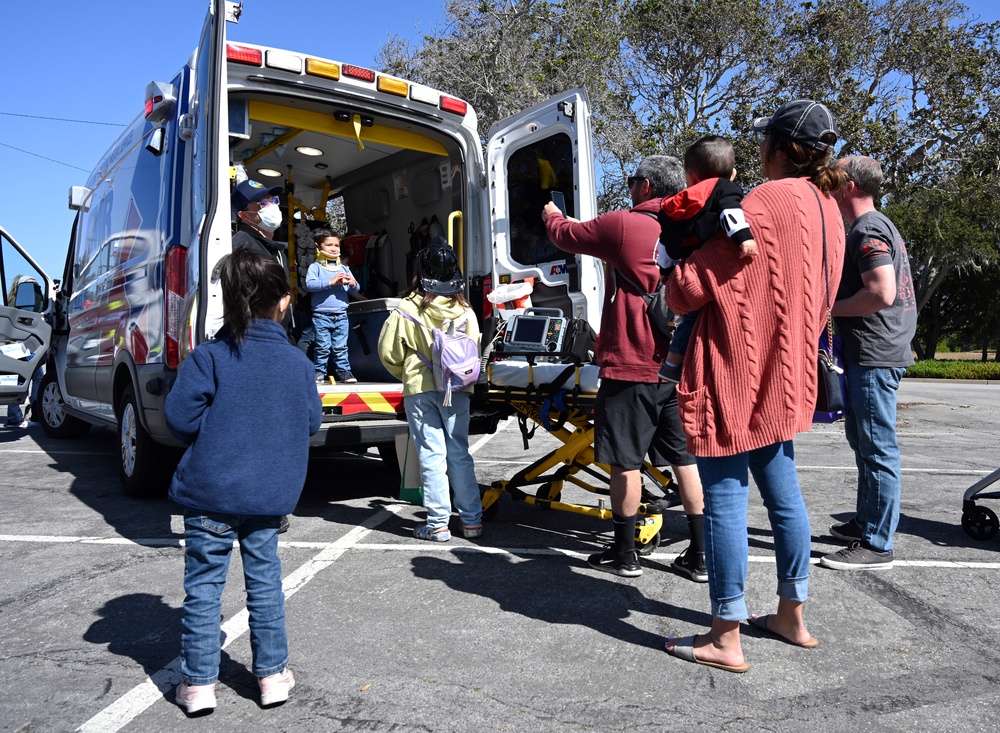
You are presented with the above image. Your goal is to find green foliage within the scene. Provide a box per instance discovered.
[906,359,1000,379]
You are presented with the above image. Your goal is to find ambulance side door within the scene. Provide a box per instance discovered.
[186,0,235,347]
[0,227,53,405]
[485,88,602,329]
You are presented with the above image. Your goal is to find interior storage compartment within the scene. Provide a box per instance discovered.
[346,298,401,382]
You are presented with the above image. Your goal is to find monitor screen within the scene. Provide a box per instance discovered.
[511,316,548,345]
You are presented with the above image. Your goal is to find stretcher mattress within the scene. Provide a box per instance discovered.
[488,360,601,394]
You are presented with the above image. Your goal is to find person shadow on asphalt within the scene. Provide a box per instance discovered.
[409,551,714,648]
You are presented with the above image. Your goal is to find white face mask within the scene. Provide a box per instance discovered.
[256,205,283,234]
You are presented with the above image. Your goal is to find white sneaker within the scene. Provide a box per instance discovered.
[175,681,217,715]
[259,667,295,706]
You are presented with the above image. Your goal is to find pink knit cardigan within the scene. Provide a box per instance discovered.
[666,177,845,457]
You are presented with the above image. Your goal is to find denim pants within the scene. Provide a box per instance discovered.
[844,365,906,553]
[668,309,700,358]
[696,441,811,621]
[312,312,349,375]
[404,391,482,530]
[6,359,43,424]
[181,512,287,684]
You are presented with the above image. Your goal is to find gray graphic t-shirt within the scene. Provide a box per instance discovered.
[834,211,917,367]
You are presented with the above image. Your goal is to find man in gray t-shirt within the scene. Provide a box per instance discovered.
[820,156,917,572]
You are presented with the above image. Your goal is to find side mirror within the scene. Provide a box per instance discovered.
[14,281,43,312]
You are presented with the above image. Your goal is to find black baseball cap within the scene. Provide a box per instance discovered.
[231,179,283,214]
[751,99,838,152]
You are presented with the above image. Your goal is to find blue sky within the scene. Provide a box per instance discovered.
[3,0,998,280]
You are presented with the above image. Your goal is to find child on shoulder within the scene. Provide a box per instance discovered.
[166,249,322,715]
[377,239,483,542]
[656,135,757,383]
[305,230,360,384]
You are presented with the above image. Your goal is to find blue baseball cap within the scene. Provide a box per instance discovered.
[231,179,283,214]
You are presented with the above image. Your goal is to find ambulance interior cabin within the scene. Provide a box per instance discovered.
[227,91,466,382]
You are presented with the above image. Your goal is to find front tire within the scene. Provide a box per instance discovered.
[118,384,179,498]
[37,370,91,439]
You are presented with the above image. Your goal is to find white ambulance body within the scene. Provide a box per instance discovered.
[33,0,602,496]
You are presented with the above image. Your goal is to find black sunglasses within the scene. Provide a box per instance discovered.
[626,175,645,189]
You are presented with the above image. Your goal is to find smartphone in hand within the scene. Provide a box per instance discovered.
[550,190,567,217]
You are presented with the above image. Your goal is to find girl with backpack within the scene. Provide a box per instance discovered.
[377,240,483,542]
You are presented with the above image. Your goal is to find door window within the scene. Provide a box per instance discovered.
[506,133,575,266]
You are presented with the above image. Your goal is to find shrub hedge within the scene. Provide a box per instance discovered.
[905,360,1000,380]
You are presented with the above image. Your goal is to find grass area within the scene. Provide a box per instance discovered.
[906,359,1000,380]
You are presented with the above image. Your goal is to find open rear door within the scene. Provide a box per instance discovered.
[188,0,237,347]
[0,226,53,405]
[486,88,602,328]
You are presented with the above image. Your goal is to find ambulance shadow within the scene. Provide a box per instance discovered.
[410,551,713,649]
[294,448,401,524]
[28,426,181,544]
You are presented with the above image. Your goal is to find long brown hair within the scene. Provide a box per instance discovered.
[763,130,847,194]
[214,249,290,343]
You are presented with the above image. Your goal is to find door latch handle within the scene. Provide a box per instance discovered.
[16,316,35,326]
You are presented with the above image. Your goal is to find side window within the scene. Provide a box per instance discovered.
[506,133,575,266]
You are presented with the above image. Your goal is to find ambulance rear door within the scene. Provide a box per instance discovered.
[485,88,602,328]
[0,226,53,405]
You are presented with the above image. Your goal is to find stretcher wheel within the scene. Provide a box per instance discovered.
[637,531,661,556]
[962,506,999,541]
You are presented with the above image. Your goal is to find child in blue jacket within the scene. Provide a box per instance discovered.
[305,230,360,383]
[166,249,322,715]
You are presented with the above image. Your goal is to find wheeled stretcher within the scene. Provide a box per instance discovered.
[480,352,680,553]
[961,468,1000,540]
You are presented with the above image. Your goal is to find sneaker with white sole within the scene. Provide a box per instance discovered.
[259,667,295,707]
[829,518,863,542]
[671,545,708,583]
[462,525,483,539]
[414,523,451,542]
[819,541,894,570]
[587,547,642,577]
[175,681,217,715]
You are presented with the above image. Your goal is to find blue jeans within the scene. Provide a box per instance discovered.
[181,512,287,684]
[669,309,699,358]
[404,391,482,530]
[7,360,43,424]
[312,312,349,375]
[696,441,811,621]
[844,365,906,553]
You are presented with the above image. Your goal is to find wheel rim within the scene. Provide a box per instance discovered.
[41,382,66,428]
[121,402,137,477]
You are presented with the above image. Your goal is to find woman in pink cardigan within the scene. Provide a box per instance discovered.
[664,100,847,673]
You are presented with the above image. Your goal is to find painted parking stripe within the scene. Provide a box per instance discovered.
[2,534,997,571]
[74,505,401,733]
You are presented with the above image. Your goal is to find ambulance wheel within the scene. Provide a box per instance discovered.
[962,506,999,541]
[637,531,661,556]
[37,370,91,439]
[118,384,179,498]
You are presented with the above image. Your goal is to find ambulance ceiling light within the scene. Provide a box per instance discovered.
[295,146,323,156]
[256,168,282,178]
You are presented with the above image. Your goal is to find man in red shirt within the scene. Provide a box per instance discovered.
[542,156,707,580]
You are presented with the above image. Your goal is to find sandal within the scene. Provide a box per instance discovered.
[414,524,451,542]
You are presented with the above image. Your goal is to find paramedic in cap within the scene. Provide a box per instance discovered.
[231,179,293,335]
[231,179,289,278]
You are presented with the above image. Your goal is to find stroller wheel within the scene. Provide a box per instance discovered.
[962,506,999,541]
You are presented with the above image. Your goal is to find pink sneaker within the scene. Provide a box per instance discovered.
[175,681,217,715]
[259,667,295,707]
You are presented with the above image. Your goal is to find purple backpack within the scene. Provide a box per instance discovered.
[398,309,481,405]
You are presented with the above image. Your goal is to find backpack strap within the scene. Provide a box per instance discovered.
[395,308,433,371]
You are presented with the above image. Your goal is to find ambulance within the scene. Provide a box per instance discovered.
[26,0,603,497]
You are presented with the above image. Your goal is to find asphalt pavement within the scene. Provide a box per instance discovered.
[1,379,999,733]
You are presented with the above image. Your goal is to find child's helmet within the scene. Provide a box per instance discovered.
[416,237,464,296]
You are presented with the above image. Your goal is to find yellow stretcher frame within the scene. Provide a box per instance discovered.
[481,355,680,553]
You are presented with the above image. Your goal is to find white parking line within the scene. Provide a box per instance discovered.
[74,505,401,733]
